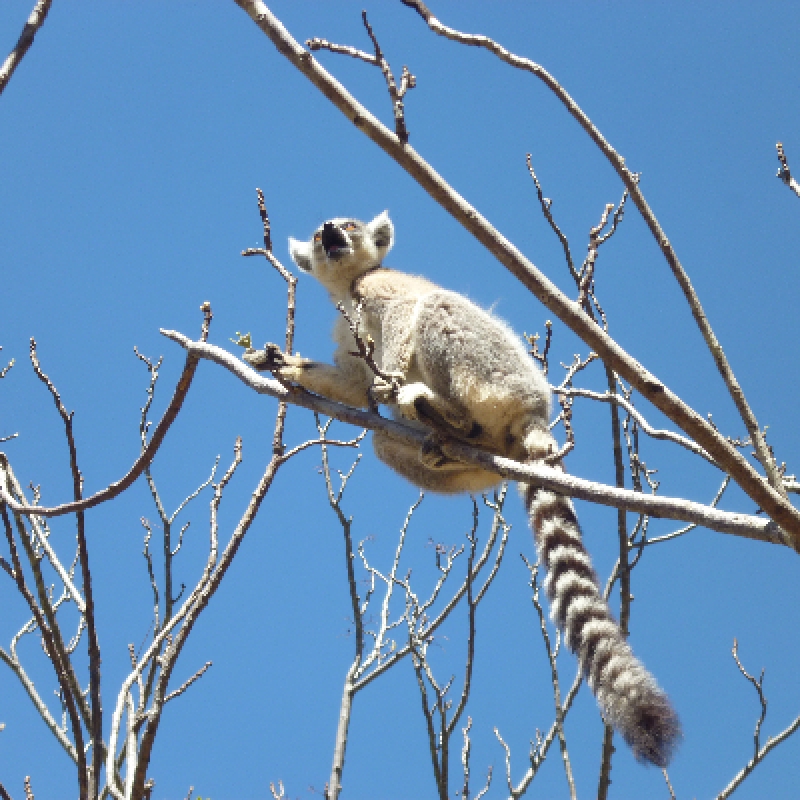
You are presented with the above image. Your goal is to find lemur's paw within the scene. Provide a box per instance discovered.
[370,372,405,405]
[243,344,307,381]
[243,342,284,371]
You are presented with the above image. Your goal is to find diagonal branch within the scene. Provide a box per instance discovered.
[399,0,783,496]
[0,0,53,97]
[230,0,800,546]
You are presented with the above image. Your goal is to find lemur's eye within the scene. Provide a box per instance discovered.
[343,222,357,231]
[313,232,322,243]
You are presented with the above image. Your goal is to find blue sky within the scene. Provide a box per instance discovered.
[1,2,800,798]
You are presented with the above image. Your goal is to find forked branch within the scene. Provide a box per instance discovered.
[715,641,800,799]
[399,0,783,495]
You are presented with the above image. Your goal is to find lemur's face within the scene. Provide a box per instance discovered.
[312,218,365,265]
[288,211,394,290]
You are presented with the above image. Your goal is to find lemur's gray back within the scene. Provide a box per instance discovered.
[254,211,680,767]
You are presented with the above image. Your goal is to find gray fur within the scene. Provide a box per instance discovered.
[246,212,681,766]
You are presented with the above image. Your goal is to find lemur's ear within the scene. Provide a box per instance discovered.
[367,210,394,254]
[288,237,313,272]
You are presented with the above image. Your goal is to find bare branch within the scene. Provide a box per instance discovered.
[1,459,85,612]
[239,190,298,453]
[716,641,800,799]
[645,476,731,547]
[231,0,800,542]
[308,11,416,142]
[524,557,577,800]
[163,661,212,705]
[525,320,552,378]
[0,327,203,519]
[0,0,53,97]
[0,351,14,380]
[776,142,800,198]
[0,644,78,763]
[526,155,576,280]
[559,385,716,466]
[29,338,103,795]
[356,488,508,694]
[399,0,784,495]
[317,421,369,800]
[157,334,785,545]
[1,505,88,795]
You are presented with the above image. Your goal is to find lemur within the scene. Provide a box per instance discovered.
[243,211,681,767]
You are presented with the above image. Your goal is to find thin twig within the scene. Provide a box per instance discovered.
[1,505,87,796]
[527,155,576,279]
[558,385,715,466]
[240,189,297,453]
[597,360,629,799]
[0,311,205,520]
[163,661,212,704]
[663,768,677,800]
[29,339,102,798]
[524,558,576,799]
[776,142,800,198]
[716,641,800,799]
[645,476,731,547]
[307,11,416,142]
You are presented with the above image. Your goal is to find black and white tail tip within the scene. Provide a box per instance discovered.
[526,485,682,767]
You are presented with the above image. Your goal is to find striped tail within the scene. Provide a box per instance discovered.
[524,484,681,767]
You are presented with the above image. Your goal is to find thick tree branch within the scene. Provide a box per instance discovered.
[230,0,800,546]
[158,333,785,546]
[0,0,53,97]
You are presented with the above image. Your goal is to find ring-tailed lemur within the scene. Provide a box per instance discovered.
[244,211,681,767]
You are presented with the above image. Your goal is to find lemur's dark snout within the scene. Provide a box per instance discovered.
[322,222,348,256]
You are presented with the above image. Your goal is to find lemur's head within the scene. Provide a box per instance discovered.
[288,211,394,296]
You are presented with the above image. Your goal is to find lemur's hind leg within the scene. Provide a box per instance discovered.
[395,382,480,439]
